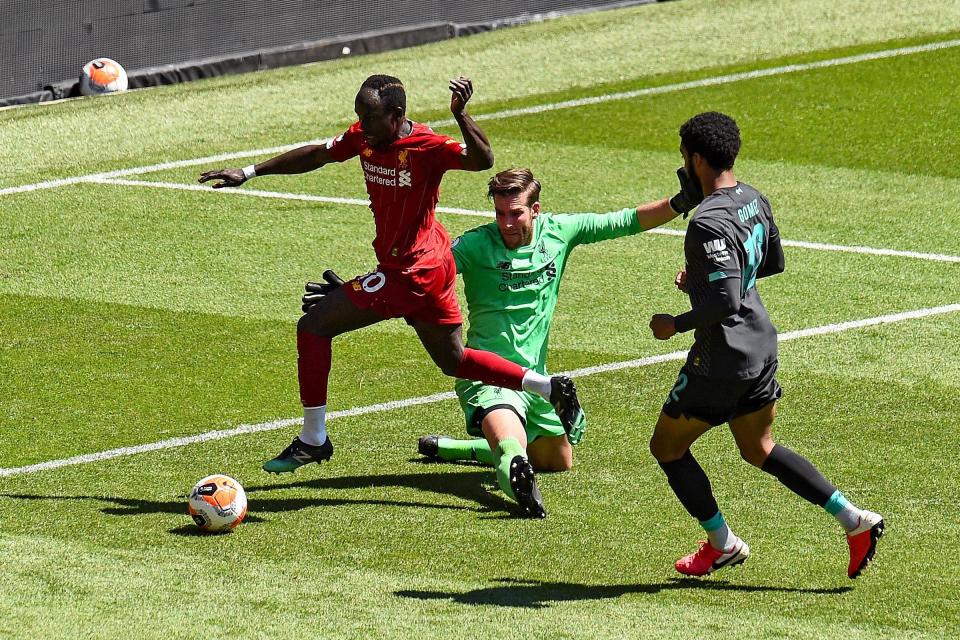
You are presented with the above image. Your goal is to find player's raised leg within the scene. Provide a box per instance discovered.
[651,410,750,576]
[730,402,884,579]
[263,284,384,473]
[412,320,586,441]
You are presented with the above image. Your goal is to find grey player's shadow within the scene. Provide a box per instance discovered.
[396,577,852,608]
[0,468,516,535]
[245,468,513,515]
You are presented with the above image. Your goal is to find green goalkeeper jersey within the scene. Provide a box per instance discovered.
[452,208,641,374]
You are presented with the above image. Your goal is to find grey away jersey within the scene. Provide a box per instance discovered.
[683,182,781,379]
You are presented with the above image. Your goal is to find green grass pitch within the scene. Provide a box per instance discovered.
[2,0,960,637]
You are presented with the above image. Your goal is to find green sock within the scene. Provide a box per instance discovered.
[493,438,527,502]
[436,437,494,465]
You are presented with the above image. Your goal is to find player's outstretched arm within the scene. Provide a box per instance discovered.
[198,145,335,188]
[636,198,682,231]
[449,76,494,171]
[631,166,705,231]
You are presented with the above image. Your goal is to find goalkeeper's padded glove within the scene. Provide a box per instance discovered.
[302,270,346,313]
[668,167,704,218]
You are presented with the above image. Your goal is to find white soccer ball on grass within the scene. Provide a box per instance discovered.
[188,474,248,533]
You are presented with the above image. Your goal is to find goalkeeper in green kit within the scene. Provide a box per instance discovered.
[304,167,700,517]
[416,167,700,517]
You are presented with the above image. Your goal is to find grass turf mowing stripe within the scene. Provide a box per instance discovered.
[3,36,959,198]
[90,178,960,264]
[427,37,960,129]
[3,302,957,479]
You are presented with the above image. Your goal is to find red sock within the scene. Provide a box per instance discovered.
[297,331,332,407]
[455,348,526,390]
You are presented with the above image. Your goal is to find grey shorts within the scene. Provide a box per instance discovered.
[662,360,782,426]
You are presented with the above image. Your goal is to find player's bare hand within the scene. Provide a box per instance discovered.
[302,270,346,313]
[674,269,688,293]
[649,314,678,340]
[449,76,474,116]
[198,168,246,189]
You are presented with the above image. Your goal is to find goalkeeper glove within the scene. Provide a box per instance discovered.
[302,270,345,313]
[668,167,704,218]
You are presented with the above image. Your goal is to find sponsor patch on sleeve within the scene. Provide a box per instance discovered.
[702,238,731,265]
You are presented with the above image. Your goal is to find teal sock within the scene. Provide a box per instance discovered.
[824,490,864,532]
[493,438,526,502]
[436,437,494,465]
[699,511,737,552]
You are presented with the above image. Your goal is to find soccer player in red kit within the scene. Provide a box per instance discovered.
[199,75,584,472]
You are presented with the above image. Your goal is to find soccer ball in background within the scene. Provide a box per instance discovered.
[79,57,128,96]
[188,474,248,533]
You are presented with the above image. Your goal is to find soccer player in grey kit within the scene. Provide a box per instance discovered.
[648,112,884,579]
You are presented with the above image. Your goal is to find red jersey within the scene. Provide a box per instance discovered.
[325,121,467,269]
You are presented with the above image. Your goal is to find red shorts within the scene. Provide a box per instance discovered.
[343,251,463,326]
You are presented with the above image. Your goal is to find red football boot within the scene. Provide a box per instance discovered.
[675,538,750,577]
[847,511,884,579]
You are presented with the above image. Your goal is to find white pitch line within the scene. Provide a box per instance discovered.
[91,178,960,264]
[430,38,960,128]
[644,228,960,263]
[4,37,960,198]
[2,302,959,479]
[90,177,492,216]
[0,139,327,197]
[0,393,456,479]
[773,238,960,263]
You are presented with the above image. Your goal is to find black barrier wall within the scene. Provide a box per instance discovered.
[2,0,657,106]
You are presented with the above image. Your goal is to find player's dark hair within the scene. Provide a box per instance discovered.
[679,112,741,170]
[360,74,406,114]
[487,168,541,206]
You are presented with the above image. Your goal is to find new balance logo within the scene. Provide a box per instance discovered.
[703,239,726,253]
[292,451,315,463]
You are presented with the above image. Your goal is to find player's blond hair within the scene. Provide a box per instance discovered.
[487,168,541,206]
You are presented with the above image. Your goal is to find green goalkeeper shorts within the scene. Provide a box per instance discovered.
[454,379,565,442]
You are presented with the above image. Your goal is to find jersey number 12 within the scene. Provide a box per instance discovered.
[741,222,765,293]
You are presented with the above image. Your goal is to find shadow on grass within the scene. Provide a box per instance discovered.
[244,468,508,513]
[0,468,517,531]
[396,577,852,608]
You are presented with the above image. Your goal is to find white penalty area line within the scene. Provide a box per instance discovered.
[2,302,959,479]
[4,37,960,198]
[90,177,960,264]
